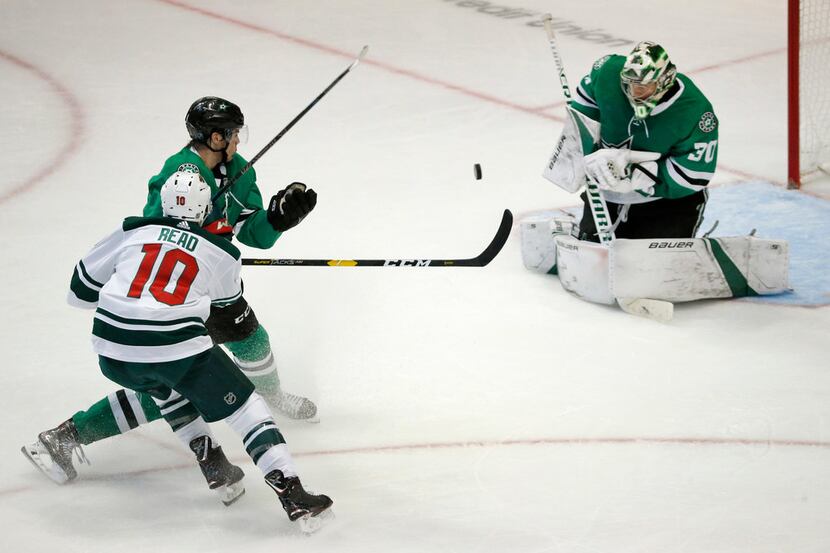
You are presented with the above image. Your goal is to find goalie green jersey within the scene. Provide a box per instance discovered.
[144,148,281,249]
[570,54,719,201]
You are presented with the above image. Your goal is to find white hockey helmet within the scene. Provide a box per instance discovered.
[160,171,212,225]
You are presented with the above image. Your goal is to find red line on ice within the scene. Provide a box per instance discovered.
[296,435,830,457]
[154,0,558,122]
[0,50,85,204]
[5,433,828,498]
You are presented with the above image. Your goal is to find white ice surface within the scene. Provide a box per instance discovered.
[1,1,828,552]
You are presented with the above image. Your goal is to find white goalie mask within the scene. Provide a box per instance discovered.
[160,171,212,225]
[620,41,677,119]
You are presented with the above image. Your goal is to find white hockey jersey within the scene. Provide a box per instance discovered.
[68,217,242,363]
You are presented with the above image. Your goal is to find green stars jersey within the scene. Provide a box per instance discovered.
[144,148,281,249]
[570,54,719,203]
[68,217,242,363]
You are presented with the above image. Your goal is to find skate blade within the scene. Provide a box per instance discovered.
[278,409,320,423]
[20,444,70,485]
[217,481,246,506]
[297,508,334,535]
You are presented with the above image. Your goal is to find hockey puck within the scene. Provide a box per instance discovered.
[474,163,482,180]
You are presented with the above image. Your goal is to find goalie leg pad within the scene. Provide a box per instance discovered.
[610,237,790,302]
[519,214,575,274]
[554,235,615,305]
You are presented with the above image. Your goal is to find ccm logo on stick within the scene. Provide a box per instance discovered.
[384,259,430,266]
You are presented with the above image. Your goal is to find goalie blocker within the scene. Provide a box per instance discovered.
[520,221,789,304]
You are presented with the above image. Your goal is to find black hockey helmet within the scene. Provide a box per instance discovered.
[185,96,245,143]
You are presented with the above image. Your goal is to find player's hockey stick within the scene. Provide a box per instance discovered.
[242,209,513,267]
[540,14,672,322]
[211,45,369,203]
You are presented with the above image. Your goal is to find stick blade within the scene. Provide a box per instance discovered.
[445,209,513,267]
[471,209,513,267]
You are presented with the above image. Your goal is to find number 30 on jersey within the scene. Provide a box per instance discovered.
[688,140,718,163]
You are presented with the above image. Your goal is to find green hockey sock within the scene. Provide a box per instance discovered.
[72,390,162,445]
[225,326,281,396]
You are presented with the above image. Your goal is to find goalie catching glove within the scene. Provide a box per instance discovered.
[583,148,660,195]
[267,182,317,232]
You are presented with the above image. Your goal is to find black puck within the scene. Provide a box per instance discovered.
[474,163,482,180]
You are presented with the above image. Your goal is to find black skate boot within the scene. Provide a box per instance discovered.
[265,469,333,533]
[21,419,88,484]
[189,436,246,506]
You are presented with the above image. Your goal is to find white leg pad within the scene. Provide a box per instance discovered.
[610,237,790,302]
[554,235,615,304]
[519,215,574,273]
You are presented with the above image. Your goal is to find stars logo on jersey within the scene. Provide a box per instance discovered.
[600,136,634,149]
[699,112,717,133]
[177,163,200,174]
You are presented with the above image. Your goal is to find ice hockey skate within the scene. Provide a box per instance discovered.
[238,356,319,422]
[21,419,88,484]
[264,469,333,534]
[189,436,246,506]
[273,391,318,422]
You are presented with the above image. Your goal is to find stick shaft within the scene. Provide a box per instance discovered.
[211,46,369,203]
[541,15,572,101]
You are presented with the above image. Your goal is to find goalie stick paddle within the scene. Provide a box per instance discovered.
[242,209,513,267]
[211,45,369,203]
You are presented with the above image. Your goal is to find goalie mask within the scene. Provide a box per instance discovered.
[160,171,212,225]
[185,96,248,145]
[620,41,677,119]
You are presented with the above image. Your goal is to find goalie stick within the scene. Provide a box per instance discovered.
[242,209,513,267]
[541,15,613,246]
[540,15,673,322]
[211,45,369,203]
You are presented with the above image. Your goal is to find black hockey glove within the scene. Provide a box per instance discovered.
[266,182,317,232]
